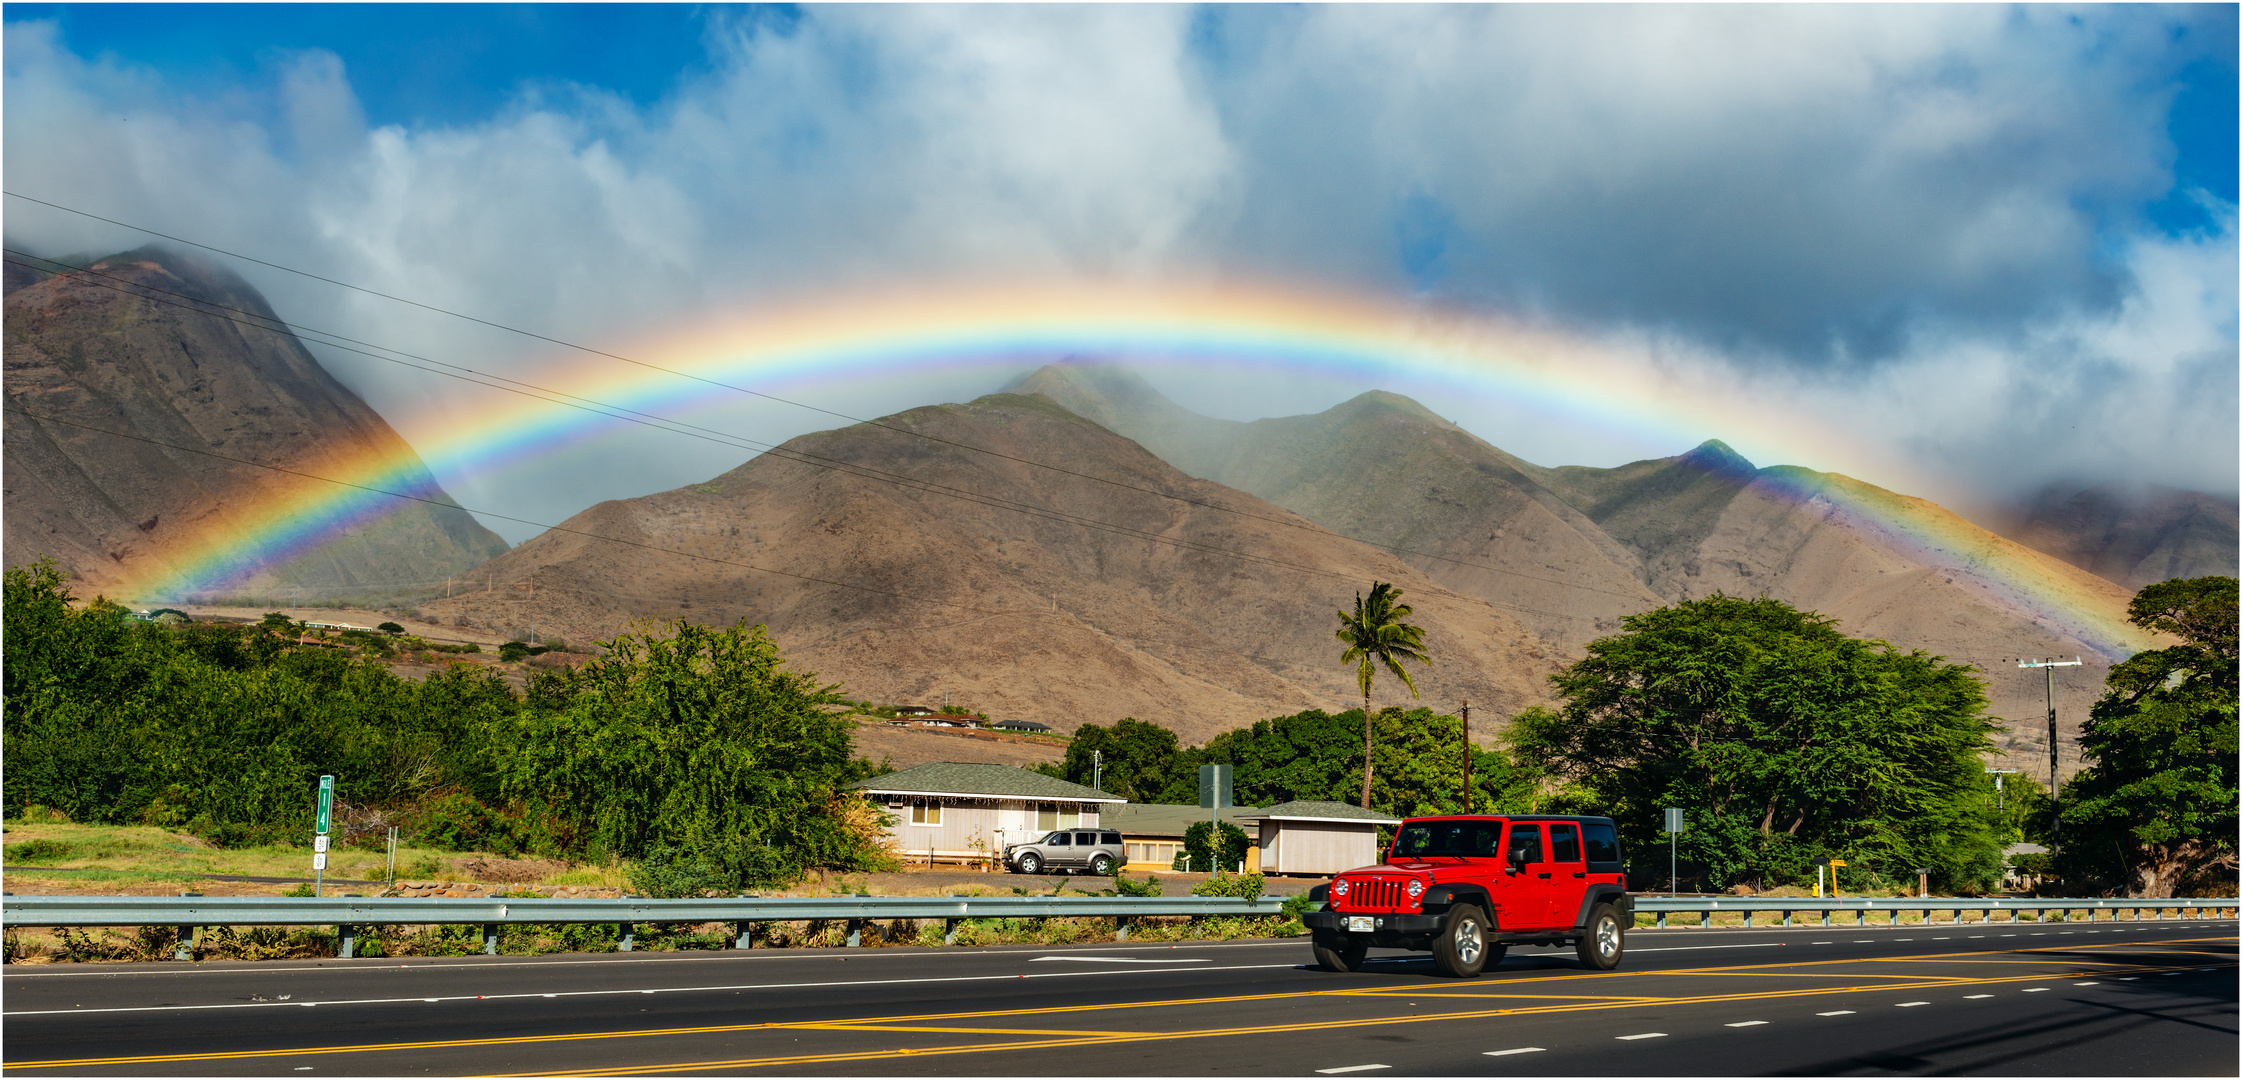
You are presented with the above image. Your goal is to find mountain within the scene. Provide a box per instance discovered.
[1012,363,2162,761]
[413,393,1563,743]
[2,248,509,600]
[1987,482,2238,591]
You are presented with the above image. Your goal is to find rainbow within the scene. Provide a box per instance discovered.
[112,278,2154,657]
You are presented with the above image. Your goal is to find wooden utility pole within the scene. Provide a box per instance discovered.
[1461,701,1471,813]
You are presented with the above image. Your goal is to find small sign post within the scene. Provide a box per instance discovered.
[1198,764,1232,875]
[314,775,334,897]
[1828,858,1846,899]
[1663,808,1683,895]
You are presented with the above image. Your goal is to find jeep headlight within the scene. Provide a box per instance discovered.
[1332,878,1350,898]
[1406,879,1424,899]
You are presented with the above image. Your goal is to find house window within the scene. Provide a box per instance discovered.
[911,801,942,826]
[1036,804,1080,832]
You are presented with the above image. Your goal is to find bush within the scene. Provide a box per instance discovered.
[411,792,519,854]
[1191,872,1266,899]
[1111,871,1164,898]
[499,641,531,663]
[1183,820,1249,874]
[10,838,73,863]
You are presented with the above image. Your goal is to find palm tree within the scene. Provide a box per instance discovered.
[1335,581,1431,809]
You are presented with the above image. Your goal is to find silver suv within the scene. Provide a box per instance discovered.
[1005,829,1125,875]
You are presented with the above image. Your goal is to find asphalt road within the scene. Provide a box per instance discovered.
[4,918,2232,1076]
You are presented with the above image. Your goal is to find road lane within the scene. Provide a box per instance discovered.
[5,920,2232,1075]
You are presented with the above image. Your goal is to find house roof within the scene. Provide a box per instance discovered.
[1233,800,1402,826]
[847,762,1124,803]
[1107,802,1265,838]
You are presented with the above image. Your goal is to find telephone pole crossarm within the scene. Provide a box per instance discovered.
[2017,657,2083,880]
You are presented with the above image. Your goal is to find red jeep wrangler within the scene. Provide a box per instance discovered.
[1301,814,1632,978]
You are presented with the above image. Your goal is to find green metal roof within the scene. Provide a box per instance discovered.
[1233,800,1401,825]
[847,762,1123,803]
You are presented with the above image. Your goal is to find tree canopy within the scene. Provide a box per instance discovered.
[1335,581,1430,807]
[1505,594,2006,892]
[2059,576,2238,897]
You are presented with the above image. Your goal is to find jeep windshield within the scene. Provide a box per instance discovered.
[1391,821,1504,859]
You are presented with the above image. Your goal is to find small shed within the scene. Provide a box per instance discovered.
[1234,801,1400,877]
[847,762,1123,867]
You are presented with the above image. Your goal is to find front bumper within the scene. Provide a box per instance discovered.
[1303,911,1443,935]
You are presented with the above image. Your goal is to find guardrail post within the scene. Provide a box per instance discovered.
[733,921,752,950]
[1743,910,1753,929]
[846,919,862,948]
[1781,910,1791,928]
[1656,911,1666,930]
[944,918,960,946]
[481,925,499,955]
[618,923,634,952]
[175,892,201,961]
[340,925,357,958]
[1890,909,1900,927]
[1821,909,1830,927]
[1115,914,1130,941]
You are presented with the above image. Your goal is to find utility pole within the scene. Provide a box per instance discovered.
[1093,749,1103,793]
[1984,767,2018,813]
[1460,700,1472,814]
[2018,657,2082,879]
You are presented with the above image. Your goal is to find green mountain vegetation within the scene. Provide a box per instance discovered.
[2,560,884,887]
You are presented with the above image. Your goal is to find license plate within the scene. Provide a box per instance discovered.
[1346,916,1376,933]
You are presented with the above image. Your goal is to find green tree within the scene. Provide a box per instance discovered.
[1505,595,2002,892]
[1045,717,1187,802]
[2060,577,2238,897]
[1334,582,1430,808]
[1183,819,1250,873]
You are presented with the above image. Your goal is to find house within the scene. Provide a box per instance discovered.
[1106,802,1267,873]
[988,719,1052,733]
[1233,801,1401,876]
[846,762,1124,867]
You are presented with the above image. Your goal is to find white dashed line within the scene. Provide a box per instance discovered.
[2119,977,2139,981]
[1965,994,1994,999]
[1725,1020,1768,1027]
[1616,1033,1668,1041]
[1817,1011,1856,1017]
[2022,987,2050,993]
[1811,941,1833,945]
[1896,938,1913,941]
[1317,1065,1391,1075]
[2074,982,2100,986]
[1484,1048,1546,1057]
[1896,1001,1930,1008]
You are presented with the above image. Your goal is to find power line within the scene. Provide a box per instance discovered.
[0,196,1660,605]
[4,250,1608,625]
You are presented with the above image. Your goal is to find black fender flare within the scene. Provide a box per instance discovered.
[1573,885,1631,931]
[1424,884,1498,928]
[1306,883,1330,905]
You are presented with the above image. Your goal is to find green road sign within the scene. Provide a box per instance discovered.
[316,775,334,835]
[1198,763,1232,810]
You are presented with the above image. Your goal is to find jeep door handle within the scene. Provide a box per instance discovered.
[1573,872,1586,879]
[1537,872,1552,879]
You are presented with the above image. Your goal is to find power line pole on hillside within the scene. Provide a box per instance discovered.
[1460,701,1471,814]
[2018,657,2083,880]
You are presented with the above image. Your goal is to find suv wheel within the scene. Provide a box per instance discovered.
[1311,933,1367,973]
[1016,852,1043,875]
[1432,904,1492,978]
[1089,853,1115,876]
[1576,902,1625,970]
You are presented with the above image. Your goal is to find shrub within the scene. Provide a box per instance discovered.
[377,622,405,635]
[1190,872,1266,899]
[498,641,531,663]
[1111,871,1163,897]
[10,838,73,863]
[1183,821,1249,873]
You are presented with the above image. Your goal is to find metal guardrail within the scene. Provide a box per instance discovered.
[2,893,2228,961]
[0,893,1295,958]
[1630,895,2236,929]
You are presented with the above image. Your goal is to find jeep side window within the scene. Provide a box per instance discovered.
[1550,823,1582,863]
[1506,823,1543,864]
[1583,822,1622,866]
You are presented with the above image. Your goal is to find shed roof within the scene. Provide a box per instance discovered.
[1234,800,1401,826]
[847,762,1124,803]
[1107,802,1265,838]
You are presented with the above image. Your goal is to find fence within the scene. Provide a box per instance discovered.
[3,893,2229,961]
[1631,895,2236,929]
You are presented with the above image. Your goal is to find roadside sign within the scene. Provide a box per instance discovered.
[312,852,327,871]
[315,775,334,835]
[1664,807,1684,833]
[1198,764,1232,810]
[313,835,330,853]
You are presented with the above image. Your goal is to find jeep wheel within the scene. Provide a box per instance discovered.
[1311,933,1367,973]
[1089,853,1115,876]
[1576,902,1625,970]
[1016,852,1043,875]
[1432,904,1492,978]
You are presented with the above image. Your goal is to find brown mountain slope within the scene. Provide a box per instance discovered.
[1013,365,1658,644]
[1987,482,2239,591]
[415,393,1561,742]
[2,248,509,599]
[1007,364,2159,762]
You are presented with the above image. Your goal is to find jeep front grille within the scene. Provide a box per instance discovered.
[1341,877,1407,911]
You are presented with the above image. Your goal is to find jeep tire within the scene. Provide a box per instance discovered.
[1016,852,1042,875]
[1089,853,1115,876]
[1432,904,1493,978]
[1576,902,1625,970]
[1311,932,1368,973]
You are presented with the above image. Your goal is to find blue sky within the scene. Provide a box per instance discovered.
[4,5,2234,531]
